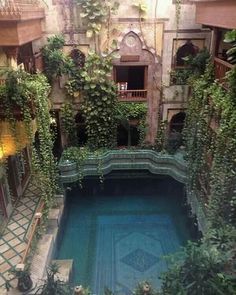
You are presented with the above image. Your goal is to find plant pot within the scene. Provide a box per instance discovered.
[17,274,33,292]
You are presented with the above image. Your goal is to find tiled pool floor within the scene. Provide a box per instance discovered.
[0,180,41,292]
[56,177,191,294]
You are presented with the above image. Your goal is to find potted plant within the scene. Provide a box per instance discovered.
[10,264,33,292]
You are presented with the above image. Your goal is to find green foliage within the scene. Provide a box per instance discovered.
[171,49,210,85]
[161,241,236,295]
[42,35,74,82]
[178,63,236,295]
[61,147,106,186]
[115,102,147,146]
[61,102,78,146]
[0,69,57,211]
[78,0,119,37]
[81,52,118,149]
[35,263,72,295]
[115,102,147,121]
[155,120,167,152]
[224,29,236,64]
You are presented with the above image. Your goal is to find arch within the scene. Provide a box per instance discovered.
[69,49,85,68]
[75,111,87,145]
[169,112,186,133]
[176,40,199,66]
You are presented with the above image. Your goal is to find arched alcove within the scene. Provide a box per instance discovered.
[176,41,199,66]
[169,112,186,133]
[75,111,87,145]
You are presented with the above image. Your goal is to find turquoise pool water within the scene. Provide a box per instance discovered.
[56,175,192,294]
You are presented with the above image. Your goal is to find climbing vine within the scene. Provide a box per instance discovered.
[80,52,118,150]
[78,0,119,39]
[115,102,148,146]
[0,70,57,212]
[61,102,78,147]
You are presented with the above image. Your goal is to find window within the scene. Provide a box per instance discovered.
[114,66,147,90]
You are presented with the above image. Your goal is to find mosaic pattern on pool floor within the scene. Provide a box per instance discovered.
[93,215,180,295]
[0,180,41,290]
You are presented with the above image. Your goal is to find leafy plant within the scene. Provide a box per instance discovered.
[42,35,74,82]
[115,102,147,146]
[161,242,236,295]
[80,52,118,149]
[35,263,72,295]
[9,265,33,292]
[224,29,236,64]
[61,102,78,146]
[78,0,119,38]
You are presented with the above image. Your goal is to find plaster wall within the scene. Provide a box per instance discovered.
[31,0,211,140]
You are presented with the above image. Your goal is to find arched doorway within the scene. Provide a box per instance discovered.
[169,112,186,133]
[75,111,87,146]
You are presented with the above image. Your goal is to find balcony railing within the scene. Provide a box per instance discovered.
[118,90,147,101]
[214,57,234,87]
[0,0,44,21]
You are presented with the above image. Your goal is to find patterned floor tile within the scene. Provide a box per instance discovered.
[0,244,10,253]
[8,238,21,248]
[0,277,5,288]
[2,232,15,242]
[2,249,16,260]
[12,227,25,236]
[21,209,33,216]
[8,255,21,266]
[0,178,41,288]
[0,262,11,273]
[11,213,24,222]
[14,243,26,254]
[16,205,27,212]
[7,223,20,231]
[16,217,29,226]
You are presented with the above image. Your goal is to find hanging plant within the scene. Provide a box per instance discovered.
[80,51,118,150]
[42,35,74,82]
[224,29,236,64]
[78,0,119,38]
[0,69,57,212]
[61,102,78,147]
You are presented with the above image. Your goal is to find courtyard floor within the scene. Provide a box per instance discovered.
[0,180,41,292]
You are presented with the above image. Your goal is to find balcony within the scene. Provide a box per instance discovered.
[0,0,44,21]
[0,0,45,46]
[214,57,234,87]
[192,0,236,29]
[118,90,147,102]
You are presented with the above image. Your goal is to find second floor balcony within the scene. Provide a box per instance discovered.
[118,89,148,101]
[0,0,44,21]
[214,57,234,88]
[0,0,45,46]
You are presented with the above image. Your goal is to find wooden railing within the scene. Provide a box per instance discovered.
[118,89,147,101]
[214,57,234,85]
[21,200,44,264]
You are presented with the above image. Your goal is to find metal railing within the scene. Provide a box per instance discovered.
[118,89,147,101]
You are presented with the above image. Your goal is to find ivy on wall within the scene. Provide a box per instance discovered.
[0,70,57,211]
[80,52,118,150]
